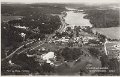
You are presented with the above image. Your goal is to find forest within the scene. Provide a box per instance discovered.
[84,9,119,28]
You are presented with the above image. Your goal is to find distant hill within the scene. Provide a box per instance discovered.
[75,3,120,28]
[84,9,119,28]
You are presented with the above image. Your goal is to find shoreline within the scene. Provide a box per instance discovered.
[57,11,67,33]
[46,12,67,41]
[92,27,120,40]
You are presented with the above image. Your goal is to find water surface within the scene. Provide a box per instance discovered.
[92,27,120,39]
[64,10,92,29]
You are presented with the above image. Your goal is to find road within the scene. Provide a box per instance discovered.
[57,15,67,33]
[16,13,67,54]
[105,40,120,59]
[47,14,67,41]
[11,13,67,55]
[104,38,109,55]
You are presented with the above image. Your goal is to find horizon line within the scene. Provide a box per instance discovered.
[1,2,120,5]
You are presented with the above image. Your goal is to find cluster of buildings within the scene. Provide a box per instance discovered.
[48,25,100,47]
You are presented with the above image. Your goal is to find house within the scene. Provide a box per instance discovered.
[83,37,89,44]
[32,27,40,33]
[55,37,69,43]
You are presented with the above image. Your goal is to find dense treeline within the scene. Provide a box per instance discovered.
[1,15,61,49]
[1,4,66,16]
[61,47,83,61]
[1,52,55,75]
[1,4,65,59]
[84,9,119,28]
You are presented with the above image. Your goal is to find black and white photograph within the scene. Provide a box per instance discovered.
[1,0,120,76]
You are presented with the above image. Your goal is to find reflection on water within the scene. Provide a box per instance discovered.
[64,11,92,29]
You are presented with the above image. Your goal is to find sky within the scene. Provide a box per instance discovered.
[1,0,120,4]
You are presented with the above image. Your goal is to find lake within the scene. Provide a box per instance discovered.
[64,8,92,29]
[92,27,120,39]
